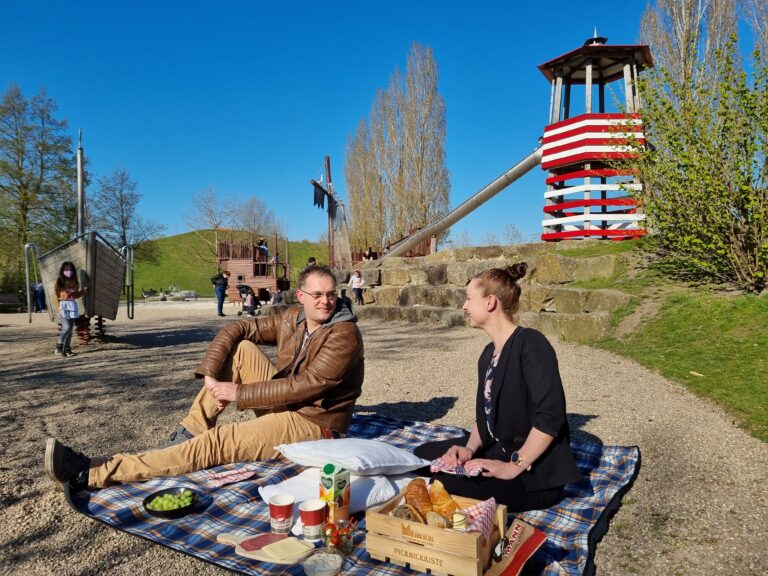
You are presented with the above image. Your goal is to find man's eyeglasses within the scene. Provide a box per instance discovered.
[302,291,338,301]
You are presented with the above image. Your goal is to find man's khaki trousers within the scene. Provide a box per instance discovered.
[89,341,322,488]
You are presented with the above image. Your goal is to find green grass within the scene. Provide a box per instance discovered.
[599,292,768,442]
[557,237,648,258]
[133,231,326,297]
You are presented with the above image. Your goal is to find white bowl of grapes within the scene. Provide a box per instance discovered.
[143,487,199,519]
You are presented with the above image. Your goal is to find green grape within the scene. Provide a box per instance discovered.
[148,489,194,511]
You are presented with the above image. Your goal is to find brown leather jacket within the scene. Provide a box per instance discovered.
[194,301,364,433]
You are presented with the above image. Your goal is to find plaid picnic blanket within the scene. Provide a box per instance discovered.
[66,414,639,576]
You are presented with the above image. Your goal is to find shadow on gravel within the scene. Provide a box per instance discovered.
[567,413,603,444]
[108,326,218,348]
[355,397,459,423]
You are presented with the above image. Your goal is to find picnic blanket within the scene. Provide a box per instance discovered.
[66,414,639,576]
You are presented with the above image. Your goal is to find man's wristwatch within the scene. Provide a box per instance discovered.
[511,451,532,471]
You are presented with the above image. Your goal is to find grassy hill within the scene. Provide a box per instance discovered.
[559,240,768,443]
[133,231,326,297]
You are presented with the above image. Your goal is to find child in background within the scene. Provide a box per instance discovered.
[349,269,364,306]
[54,261,87,357]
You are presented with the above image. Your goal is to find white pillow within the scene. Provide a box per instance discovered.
[275,438,429,475]
[257,468,401,514]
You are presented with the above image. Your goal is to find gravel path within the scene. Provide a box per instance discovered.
[1,301,766,575]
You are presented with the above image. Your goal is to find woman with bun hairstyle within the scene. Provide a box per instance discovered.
[53,261,87,357]
[414,263,581,512]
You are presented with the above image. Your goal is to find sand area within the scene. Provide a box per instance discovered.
[0,300,766,575]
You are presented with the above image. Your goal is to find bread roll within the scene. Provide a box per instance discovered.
[425,511,449,528]
[391,503,425,524]
[405,478,433,517]
[428,479,459,517]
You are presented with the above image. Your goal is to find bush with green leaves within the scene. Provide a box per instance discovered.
[629,40,767,293]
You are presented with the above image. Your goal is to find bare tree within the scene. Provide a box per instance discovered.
[234,196,283,242]
[740,0,768,54]
[450,230,471,249]
[345,42,450,248]
[88,165,165,249]
[184,188,234,265]
[502,223,524,245]
[640,0,737,89]
[402,44,450,233]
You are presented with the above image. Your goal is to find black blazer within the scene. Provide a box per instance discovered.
[475,327,581,491]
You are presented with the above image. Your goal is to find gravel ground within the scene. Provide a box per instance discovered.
[1,300,766,575]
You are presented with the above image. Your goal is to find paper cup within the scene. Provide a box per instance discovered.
[268,494,295,534]
[299,498,327,541]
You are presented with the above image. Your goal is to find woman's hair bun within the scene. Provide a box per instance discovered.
[506,262,528,282]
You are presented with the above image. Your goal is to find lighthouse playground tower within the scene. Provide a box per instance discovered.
[538,37,654,241]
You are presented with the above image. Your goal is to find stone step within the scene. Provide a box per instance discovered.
[355,251,628,288]
[517,311,612,341]
[354,305,611,341]
[364,284,630,314]
[354,304,467,327]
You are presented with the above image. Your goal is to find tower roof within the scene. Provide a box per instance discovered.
[538,40,654,84]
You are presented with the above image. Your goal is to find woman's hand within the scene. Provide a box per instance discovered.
[465,458,524,480]
[441,445,475,467]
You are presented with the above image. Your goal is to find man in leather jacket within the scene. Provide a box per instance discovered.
[45,265,365,490]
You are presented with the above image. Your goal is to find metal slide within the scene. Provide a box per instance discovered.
[379,147,543,260]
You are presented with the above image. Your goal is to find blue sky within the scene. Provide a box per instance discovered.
[4,1,653,245]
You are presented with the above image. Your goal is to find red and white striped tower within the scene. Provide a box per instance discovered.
[538,37,653,241]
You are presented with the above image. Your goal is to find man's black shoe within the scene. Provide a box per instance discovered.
[160,425,195,449]
[218,313,226,317]
[45,438,90,490]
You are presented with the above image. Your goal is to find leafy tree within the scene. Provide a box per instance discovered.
[345,43,450,249]
[630,38,767,292]
[0,84,75,291]
[88,165,165,249]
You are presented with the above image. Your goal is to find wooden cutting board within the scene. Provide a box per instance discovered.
[217,532,313,564]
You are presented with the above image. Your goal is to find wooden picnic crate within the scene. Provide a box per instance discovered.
[365,490,507,576]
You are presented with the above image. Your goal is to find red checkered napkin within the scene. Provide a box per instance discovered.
[204,464,259,487]
[429,457,483,477]
[462,497,497,543]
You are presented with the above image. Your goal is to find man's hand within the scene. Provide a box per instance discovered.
[464,458,523,480]
[441,445,475,467]
[205,375,238,409]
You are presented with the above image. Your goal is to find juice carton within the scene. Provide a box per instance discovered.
[319,462,350,522]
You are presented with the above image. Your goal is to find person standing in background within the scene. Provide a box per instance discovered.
[349,269,364,306]
[33,281,47,312]
[211,271,231,317]
[54,262,87,357]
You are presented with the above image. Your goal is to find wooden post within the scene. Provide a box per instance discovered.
[552,76,563,123]
[548,79,556,124]
[623,62,634,112]
[585,59,593,113]
[599,80,605,113]
[325,156,334,267]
